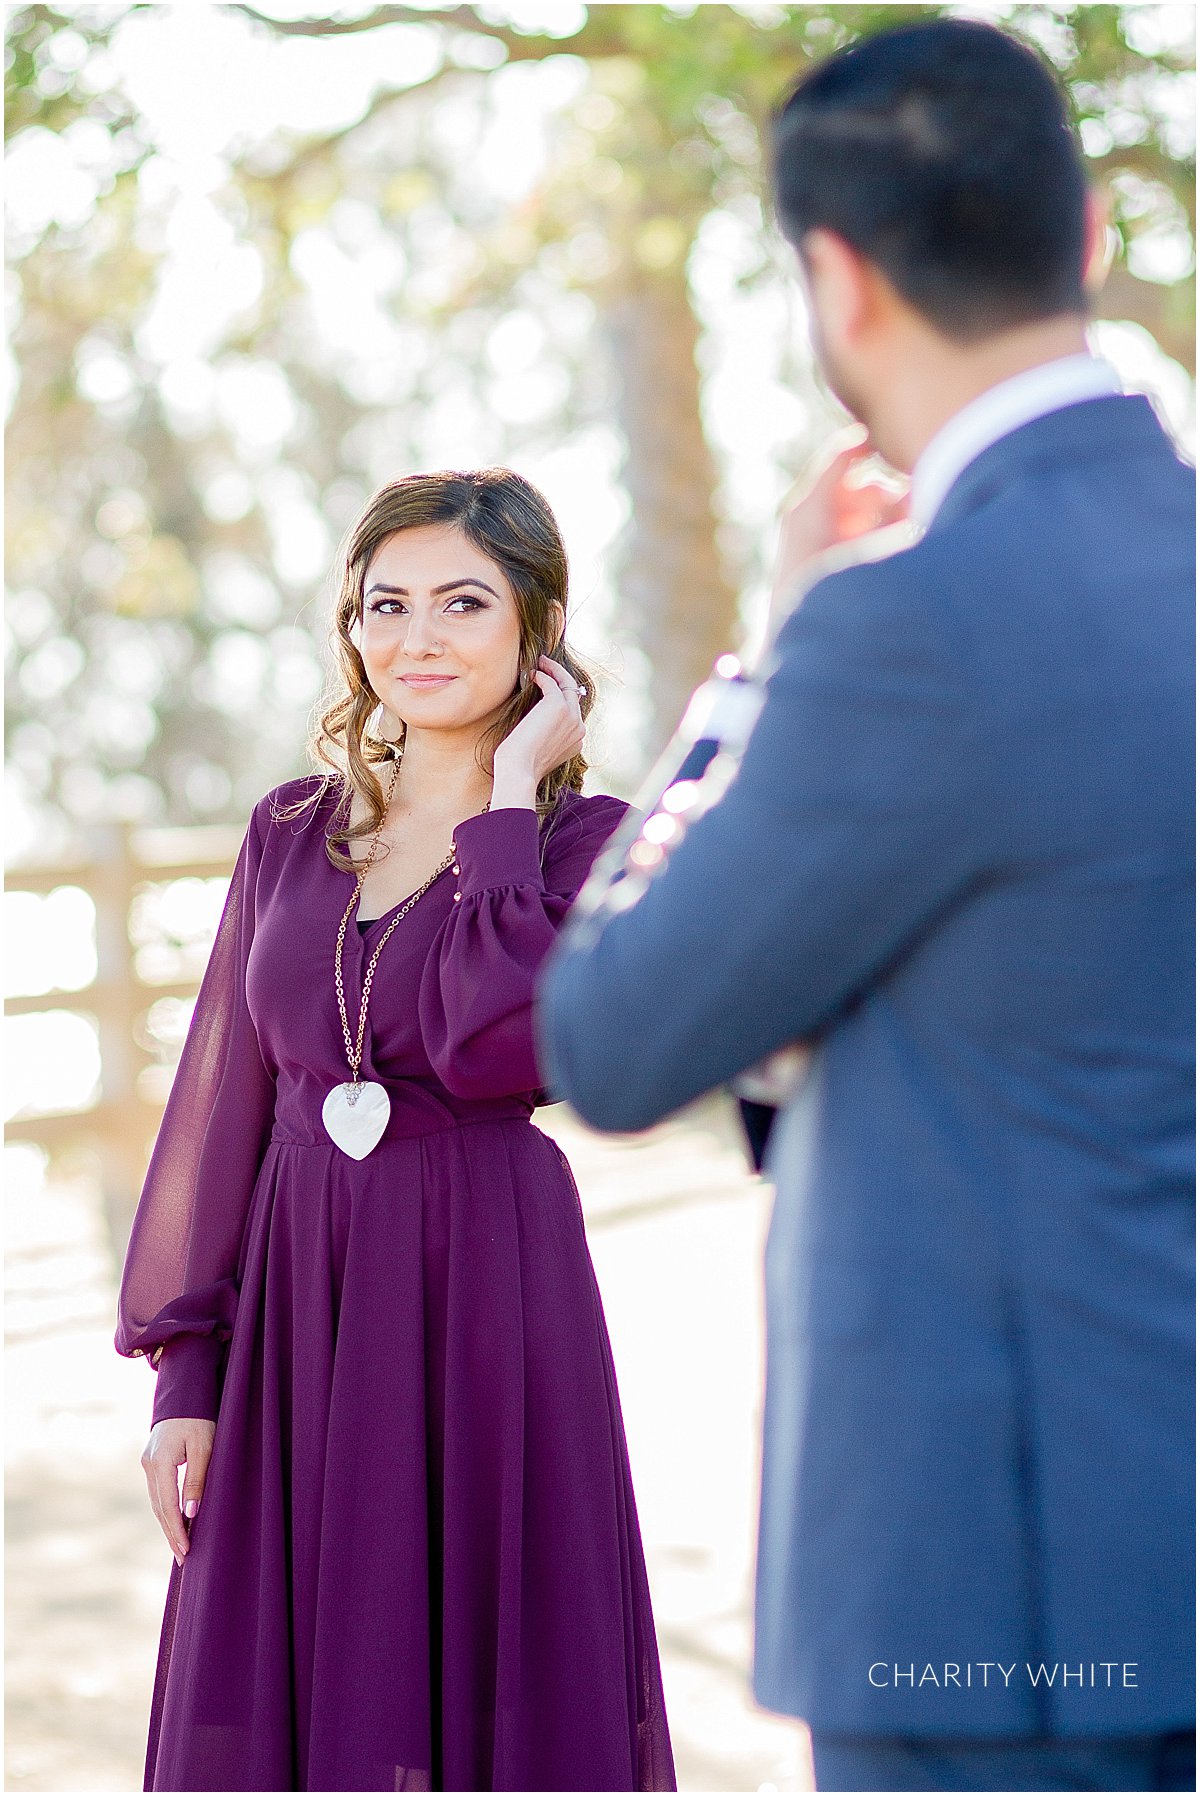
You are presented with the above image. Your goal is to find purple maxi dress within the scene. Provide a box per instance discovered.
[114,774,676,1794]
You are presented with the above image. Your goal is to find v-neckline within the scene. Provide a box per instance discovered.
[316,775,453,938]
[353,861,453,933]
[321,774,565,937]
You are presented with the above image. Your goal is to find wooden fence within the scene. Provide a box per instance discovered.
[5,819,242,1264]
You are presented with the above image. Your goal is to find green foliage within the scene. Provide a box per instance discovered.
[5,4,149,146]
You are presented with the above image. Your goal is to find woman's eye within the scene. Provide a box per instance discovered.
[368,595,486,616]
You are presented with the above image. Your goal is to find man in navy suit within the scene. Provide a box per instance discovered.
[536,20,1194,1793]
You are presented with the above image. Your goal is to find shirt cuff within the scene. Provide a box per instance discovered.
[450,806,543,901]
[151,1332,224,1426]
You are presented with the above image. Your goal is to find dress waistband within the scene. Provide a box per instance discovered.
[269,1091,535,1149]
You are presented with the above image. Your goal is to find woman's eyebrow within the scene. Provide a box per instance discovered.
[364,578,500,598]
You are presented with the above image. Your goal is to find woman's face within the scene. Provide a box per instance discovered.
[358,524,524,738]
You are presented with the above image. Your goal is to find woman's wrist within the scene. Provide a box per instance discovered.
[489,760,539,810]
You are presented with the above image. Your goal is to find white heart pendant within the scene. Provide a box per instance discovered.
[322,1081,390,1159]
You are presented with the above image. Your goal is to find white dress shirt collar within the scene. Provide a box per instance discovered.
[909,352,1124,530]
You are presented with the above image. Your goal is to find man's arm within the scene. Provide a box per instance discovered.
[535,551,990,1133]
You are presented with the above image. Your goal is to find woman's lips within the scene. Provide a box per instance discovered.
[400,674,457,687]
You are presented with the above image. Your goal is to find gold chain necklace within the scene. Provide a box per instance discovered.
[321,757,490,1159]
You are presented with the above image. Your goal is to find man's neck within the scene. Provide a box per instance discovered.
[878,314,1092,475]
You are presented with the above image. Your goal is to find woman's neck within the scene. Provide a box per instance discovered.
[386,726,494,816]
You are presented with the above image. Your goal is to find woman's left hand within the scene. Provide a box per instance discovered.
[492,656,586,794]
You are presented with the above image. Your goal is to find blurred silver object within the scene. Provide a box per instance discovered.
[568,653,812,1152]
[571,652,765,936]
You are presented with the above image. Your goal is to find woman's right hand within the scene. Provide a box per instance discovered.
[141,1416,215,1566]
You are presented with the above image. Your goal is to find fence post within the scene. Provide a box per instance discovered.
[86,820,150,1267]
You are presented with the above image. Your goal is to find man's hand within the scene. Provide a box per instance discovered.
[769,432,910,638]
[141,1416,215,1566]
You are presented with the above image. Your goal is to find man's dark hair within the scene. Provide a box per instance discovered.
[769,18,1088,340]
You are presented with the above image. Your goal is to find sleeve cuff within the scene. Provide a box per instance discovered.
[151,1332,224,1426]
[451,806,543,900]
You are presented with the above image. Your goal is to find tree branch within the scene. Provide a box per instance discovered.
[243,58,461,180]
[230,2,630,62]
[232,4,485,37]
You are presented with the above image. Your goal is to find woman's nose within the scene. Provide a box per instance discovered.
[403,610,442,655]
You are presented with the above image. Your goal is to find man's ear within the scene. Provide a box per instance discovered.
[800,227,872,339]
[1082,183,1116,296]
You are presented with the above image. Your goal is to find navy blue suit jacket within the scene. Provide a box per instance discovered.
[536,395,1195,1737]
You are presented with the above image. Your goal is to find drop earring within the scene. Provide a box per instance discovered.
[365,703,403,758]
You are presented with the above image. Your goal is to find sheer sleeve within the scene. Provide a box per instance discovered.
[418,795,629,1102]
[114,800,276,1425]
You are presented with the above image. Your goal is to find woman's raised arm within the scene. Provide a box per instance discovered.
[418,794,629,1102]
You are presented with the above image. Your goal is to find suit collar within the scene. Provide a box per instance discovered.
[910,354,1123,529]
[924,393,1172,537]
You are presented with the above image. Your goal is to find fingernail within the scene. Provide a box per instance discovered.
[184,1499,198,1519]
[175,1553,183,1567]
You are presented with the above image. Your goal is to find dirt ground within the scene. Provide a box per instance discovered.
[5,1093,814,1794]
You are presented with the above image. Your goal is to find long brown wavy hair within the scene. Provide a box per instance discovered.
[276,467,597,872]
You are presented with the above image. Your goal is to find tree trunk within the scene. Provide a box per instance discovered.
[602,260,742,766]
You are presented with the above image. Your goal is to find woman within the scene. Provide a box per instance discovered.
[115,467,676,1794]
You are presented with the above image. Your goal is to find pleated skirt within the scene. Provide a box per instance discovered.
[145,1115,676,1793]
